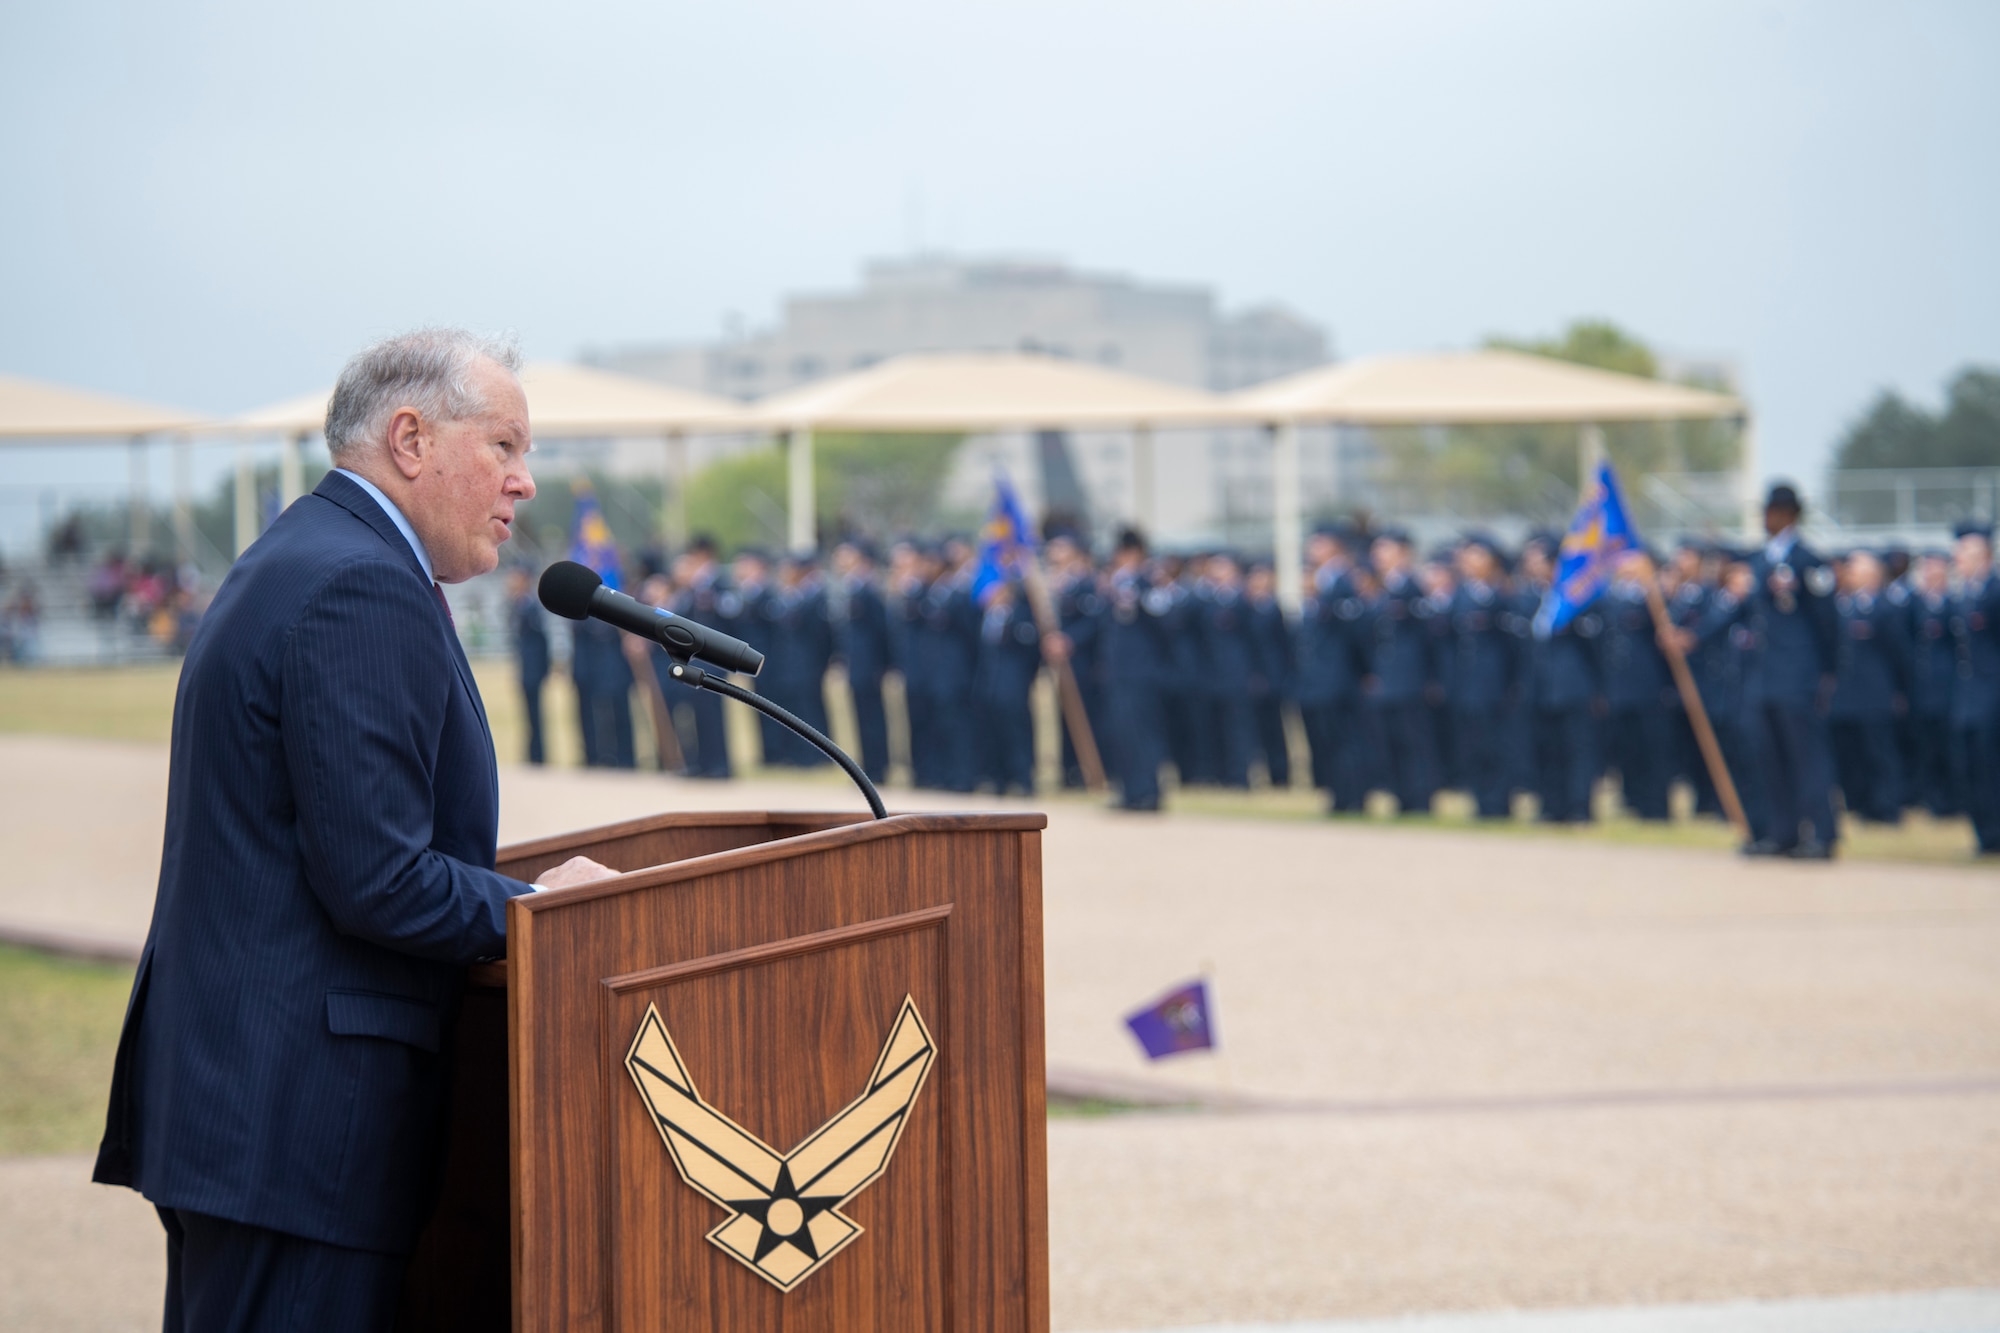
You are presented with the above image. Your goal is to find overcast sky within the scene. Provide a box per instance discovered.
[2,0,1995,507]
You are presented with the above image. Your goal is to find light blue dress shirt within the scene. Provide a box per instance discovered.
[335,468,434,584]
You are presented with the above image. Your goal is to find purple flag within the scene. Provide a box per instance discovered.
[1123,979,1215,1060]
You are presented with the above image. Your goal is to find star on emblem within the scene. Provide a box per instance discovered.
[625,995,936,1291]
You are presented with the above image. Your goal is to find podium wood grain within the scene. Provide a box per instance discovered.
[400,811,1049,1333]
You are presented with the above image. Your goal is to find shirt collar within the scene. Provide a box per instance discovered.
[1764,526,1798,564]
[335,468,434,584]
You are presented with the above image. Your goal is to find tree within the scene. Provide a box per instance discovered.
[1833,366,2000,471]
[1366,319,1741,526]
[1488,318,1660,380]
[1938,368,2000,467]
[684,432,963,553]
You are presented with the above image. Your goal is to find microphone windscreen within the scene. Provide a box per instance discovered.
[538,561,602,620]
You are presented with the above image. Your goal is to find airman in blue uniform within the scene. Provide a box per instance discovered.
[716,550,778,767]
[1446,535,1515,820]
[923,539,982,792]
[1244,560,1295,788]
[1827,549,1911,823]
[1045,533,1106,790]
[886,540,936,786]
[758,555,833,766]
[1949,522,2000,854]
[507,566,549,765]
[1153,556,1209,786]
[830,540,893,782]
[667,537,732,778]
[1517,537,1602,823]
[1102,529,1171,811]
[1906,551,1960,816]
[1365,531,1438,815]
[1297,528,1372,814]
[1600,552,1674,820]
[973,580,1043,794]
[1194,553,1258,789]
[1713,485,1841,858]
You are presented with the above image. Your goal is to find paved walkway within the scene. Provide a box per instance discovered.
[3,736,1997,1329]
[1109,1289,2000,1331]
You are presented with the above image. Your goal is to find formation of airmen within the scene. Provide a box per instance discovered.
[509,484,2000,858]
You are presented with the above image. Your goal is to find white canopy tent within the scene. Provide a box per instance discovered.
[0,373,207,558]
[740,351,1238,551]
[1229,349,1749,611]
[225,363,744,557]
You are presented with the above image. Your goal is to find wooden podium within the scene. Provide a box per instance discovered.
[399,809,1050,1332]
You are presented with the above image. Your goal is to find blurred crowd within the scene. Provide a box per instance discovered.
[86,551,207,655]
[508,484,2000,858]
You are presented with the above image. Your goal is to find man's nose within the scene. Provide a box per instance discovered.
[510,460,536,501]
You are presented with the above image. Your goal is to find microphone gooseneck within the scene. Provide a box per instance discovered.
[664,660,887,820]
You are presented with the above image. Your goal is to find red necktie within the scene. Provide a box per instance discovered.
[433,582,454,627]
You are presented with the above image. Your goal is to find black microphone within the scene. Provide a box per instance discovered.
[538,561,765,677]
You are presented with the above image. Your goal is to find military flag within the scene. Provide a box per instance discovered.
[1535,459,1639,637]
[971,472,1036,604]
[1123,978,1215,1060]
[569,490,623,591]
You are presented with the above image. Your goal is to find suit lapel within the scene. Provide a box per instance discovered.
[316,473,495,781]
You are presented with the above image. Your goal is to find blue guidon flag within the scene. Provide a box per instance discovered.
[971,471,1036,605]
[1535,459,1639,638]
[1123,978,1216,1060]
[569,491,624,592]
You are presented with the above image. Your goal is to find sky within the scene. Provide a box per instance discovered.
[1,0,1995,531]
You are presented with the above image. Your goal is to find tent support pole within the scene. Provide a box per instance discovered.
[279,431,303,510]
[1739,416,1760,542]
[234,440,256,558]
[1578,422,1605,493]
[1272,420,1303,616]
[1131,425,1155,536]
[128,436,150,556]
[663,430,689,550]
[173,434,194,565]
[786,426,814,553]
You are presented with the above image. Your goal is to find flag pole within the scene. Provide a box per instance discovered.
[1017,552,1108,793]
[623,634,687,774]
[1640,568,1747,837]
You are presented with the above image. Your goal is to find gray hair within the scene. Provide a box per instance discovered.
[323,328,523,459]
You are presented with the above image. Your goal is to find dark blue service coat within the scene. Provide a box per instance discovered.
[94,472,529,1255]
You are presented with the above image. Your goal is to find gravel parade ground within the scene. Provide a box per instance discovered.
[2,734,1995,1330]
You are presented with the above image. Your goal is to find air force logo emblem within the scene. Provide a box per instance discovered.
[625,997,936,1291]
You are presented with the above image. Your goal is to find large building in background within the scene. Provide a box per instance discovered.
[594,255,1327,399]
[588,256,1332,544]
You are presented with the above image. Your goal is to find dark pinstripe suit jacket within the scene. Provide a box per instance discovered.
[94,470,531,1255]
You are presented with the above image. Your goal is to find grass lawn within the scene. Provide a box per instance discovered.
[0,944,134,1155]
[1,661,1989,867]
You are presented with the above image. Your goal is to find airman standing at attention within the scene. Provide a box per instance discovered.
[1518,536,1602,824]
[1364,530,1437,815]
[829,540,893,783]
[1906,550,1960,816]
[1827,549,1910,823]
[1446,535,1516,820]
[1195,552,1258,789]
[669,536,732,778]
[1602,551,1674,822]
[1297,527,1372,815]
[1949,522,2000,855]
[1244,560,1295,788]
[1102,529,1171,811]
[1716,484,1841,858]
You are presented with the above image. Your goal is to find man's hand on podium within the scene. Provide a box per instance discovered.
[532,855,619,891]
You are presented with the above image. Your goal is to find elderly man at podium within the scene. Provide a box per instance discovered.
[92,330,613,1331]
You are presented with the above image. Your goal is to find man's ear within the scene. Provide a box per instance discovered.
[385,407,426,481]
